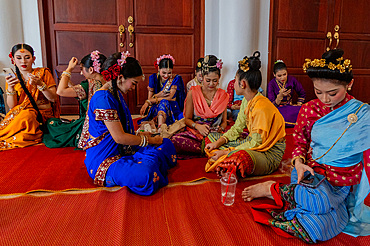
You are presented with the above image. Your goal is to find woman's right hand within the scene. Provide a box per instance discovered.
[295,159,314,183]
[67,57,79,71]
[5,75,20,90]
[140,102,149,116]
[148,135,163,146]
[205,141,220,152]
[196,124,210,136]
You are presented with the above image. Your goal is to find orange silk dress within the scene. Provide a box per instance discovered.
[0,68,60,150]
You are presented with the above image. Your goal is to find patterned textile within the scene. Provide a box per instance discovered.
[138,73,186,126]
[171,85,228,155]
[251,95,370,242]
[0,68,59,151]
[205,132,285,176]
[43,80,90,148]
[186,77,201,92]
[85,89,177,195]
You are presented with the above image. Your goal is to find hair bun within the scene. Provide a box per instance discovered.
[322,49,344,64]
[252,51,261,58]
[249,51,261,71]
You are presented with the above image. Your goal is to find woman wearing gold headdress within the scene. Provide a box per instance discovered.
[0,43,59,150]
[204,51,286,178]
[243,49,370,243]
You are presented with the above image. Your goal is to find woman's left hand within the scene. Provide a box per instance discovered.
[211,150,228,161]
[28,74,43,86]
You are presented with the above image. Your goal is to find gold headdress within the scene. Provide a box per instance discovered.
[238,58,249,72]
[202,55,223,73]
[303,57,352,73]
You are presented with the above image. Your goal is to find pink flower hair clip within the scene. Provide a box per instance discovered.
[117,51,130,67]
[155,54,175,69]
[90,50,101,73]
[216,59,223,69]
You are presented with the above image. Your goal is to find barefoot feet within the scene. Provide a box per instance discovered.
[242,180,276,202]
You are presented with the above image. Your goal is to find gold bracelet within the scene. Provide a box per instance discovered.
[146,99,152,106]
[62,71,71,78]
[291,155,306,167]
[220,135,229,144]
[37,82,47,91]
[6,89,17,96]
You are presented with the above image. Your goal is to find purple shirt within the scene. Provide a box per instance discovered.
[267,75,306,107]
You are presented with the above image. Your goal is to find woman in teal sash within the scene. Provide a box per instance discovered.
[84,52,177,195]
[242,49,370,243]
[43,51,106,148]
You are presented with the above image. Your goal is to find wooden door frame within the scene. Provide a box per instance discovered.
[37,0,205,77]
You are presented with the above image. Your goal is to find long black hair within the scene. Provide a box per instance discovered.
[236,51,262,91]
[306,49,353,85]
[101,53,143,154]
[81,52,107,71]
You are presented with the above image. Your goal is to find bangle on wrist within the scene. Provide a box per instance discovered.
[220,135,229,144]
[191,122,196,129]
[6,89,17,96]
[146,99,152,106]
[62,71,71,78]
[291,155,306,167]
[37,82,47,91]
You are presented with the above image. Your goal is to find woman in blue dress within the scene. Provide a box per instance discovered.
[84,52,177,195]
[139,54,186,131]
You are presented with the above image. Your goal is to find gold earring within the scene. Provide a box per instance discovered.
[348,87,352,91]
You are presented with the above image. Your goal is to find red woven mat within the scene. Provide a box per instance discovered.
[0,181,367,246]
[0,127,295,195]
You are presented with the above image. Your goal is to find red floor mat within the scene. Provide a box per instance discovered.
[0,181,367,246]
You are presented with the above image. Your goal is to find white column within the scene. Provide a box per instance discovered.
[205,0,270,92]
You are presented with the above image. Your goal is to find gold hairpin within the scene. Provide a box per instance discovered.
[302,57,352,73]
[238,58,249,72]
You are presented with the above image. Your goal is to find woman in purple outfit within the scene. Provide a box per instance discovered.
[267,60,306,127]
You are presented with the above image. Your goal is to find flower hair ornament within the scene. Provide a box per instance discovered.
[303,57,352,73]
[90,50,102,73]
[101,51,131,81]
[154,54,175,69]
[8,52,14,64]
[238,58,250,72]
[202,55,223,73]
[117,51,130,67]
[275,59,284,64]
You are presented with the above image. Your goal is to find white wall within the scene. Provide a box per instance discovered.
[205,0,270,93]
[0,0,41,112]
[0,0,271,112]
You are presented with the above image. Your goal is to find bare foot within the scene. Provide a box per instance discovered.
[241,180,276,202]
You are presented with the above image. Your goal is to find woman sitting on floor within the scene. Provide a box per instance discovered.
[84,52,177,195]
[186,57,204,92]
[243,49,370,243]
[267,60,306,127]
[171,55,228,157]
[43,51,107,148]
[204,51,286,178]
[139,54,186,132]
[1,43,59,151]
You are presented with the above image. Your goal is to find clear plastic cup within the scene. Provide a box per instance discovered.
[220,173,237,206]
